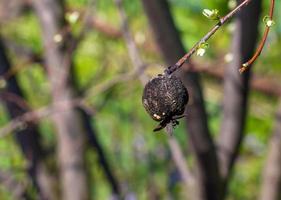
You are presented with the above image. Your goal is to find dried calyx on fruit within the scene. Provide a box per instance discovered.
[142,74,189,132]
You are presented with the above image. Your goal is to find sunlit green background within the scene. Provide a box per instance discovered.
[0,0,280,199]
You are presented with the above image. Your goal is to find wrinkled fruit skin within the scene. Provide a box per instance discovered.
[142,74,189,130]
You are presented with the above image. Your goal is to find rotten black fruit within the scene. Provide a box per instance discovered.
[142,74,189,132]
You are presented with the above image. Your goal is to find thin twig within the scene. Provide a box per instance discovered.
[85,64,148,97]
[0,65,148,138]
[0,170,29,199]
[0,91,31,111]
[60,0,97,87]
[0,98,83,138]
[114,0,149,85]
[166,125,195,189]
[164,0,253,75]
[0,58,36,82]
[239,0,275,73]
[64,0,96,59]
[0,106,51,138]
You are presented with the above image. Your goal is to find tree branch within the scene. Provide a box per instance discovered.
[239,0,275,73]
[164,0,253,75]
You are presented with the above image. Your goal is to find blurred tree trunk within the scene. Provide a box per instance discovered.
[32,0,89,199]
[141,0,221,199]
[218,0,261,197]
[0,38,53,200]
[259,102,281,200]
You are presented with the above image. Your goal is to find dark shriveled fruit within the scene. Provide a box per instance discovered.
[142,74,189,132]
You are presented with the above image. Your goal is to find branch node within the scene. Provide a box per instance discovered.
[239,63,249,74]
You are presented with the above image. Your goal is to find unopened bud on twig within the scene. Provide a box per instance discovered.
[263,16,275,27]
[202,9,220,20]
[196,42,209,57]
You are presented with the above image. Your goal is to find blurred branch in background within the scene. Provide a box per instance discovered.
[194,61,281,97]
[32,0,123,199]
[0,99,85,138]
[67,1,123,197]
[31,0,90,199]
[218,0,261,198]
[260,101,281,200]
[0,169,29,199]
[0,37,54,200]
[166,127,197,198]
[114,0,148,84]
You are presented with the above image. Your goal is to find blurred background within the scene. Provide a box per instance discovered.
[0,0,280,199]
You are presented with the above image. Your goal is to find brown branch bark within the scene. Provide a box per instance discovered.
[164,0,253,75]
[240,0,275,73]
[259,102,281,200]
[140,0,221,199]
[218,0,261,198]
[31,0,89,199]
